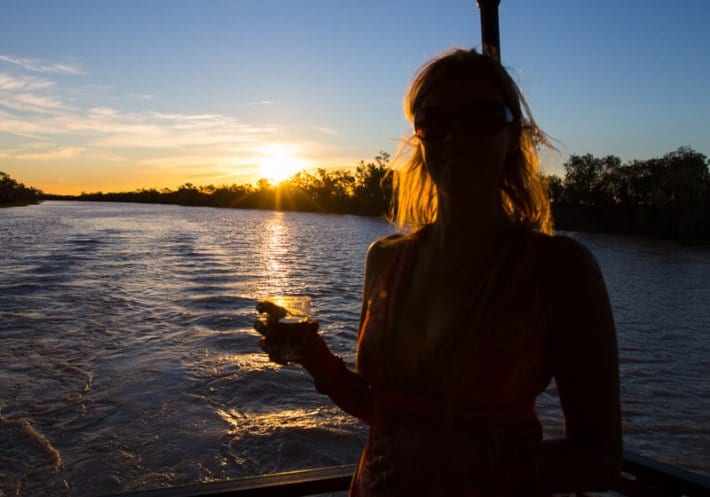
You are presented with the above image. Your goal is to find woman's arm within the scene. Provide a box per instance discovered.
[537,235,623,492]
[299,238,398,425]
[299,339,374,424]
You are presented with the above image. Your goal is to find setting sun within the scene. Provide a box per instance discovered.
[257,145,306,184]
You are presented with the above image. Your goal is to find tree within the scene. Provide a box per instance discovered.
[540,173,564,204]
[562,154,621,207]
[354,151,393,215]
[0,171,43,205]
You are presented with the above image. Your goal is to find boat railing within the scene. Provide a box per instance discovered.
[108,450,709,497]
[614,451,709,497]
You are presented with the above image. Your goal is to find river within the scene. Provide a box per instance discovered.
[0,201,708,496]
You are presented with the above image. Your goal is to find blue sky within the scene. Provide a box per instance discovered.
[1,0,708,194]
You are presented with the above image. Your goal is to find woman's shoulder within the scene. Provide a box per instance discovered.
[530,232,599,269]
[528,232,606,298]
[365,233,406,272]
[368,232,407,252]
[363,229,425,285]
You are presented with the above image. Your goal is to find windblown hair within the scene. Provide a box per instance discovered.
[389,48,554,235]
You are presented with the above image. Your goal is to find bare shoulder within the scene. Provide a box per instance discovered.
[537,233,598,262]
[365,233,405,279]
[535,233,604,289]
[535,233,615,342]
[356,234,405,330]
[531,233,613,334]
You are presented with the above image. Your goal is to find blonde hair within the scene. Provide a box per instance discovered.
[389,48,554,235]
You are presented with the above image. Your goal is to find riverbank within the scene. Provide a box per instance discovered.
[552,204,710,247]
[1,171,44,207]
[0,200,42,208]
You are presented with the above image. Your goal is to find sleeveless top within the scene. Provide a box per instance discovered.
[351,227,553,497]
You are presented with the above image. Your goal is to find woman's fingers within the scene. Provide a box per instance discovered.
[259,338,290,365]
[305,320,320,334]
[255,319,320,365]
[270,351,290,365]
[253,319,269,337]
[255,301,288,320]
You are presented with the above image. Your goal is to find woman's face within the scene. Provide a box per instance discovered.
[415,68,516,202]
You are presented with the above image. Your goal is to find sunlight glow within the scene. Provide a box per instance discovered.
[256,144,306,184]
[216,406,357,436]
[262,212,290,293]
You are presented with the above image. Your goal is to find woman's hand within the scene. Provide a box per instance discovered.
[254,318,320,365]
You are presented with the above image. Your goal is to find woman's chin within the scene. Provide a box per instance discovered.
[438,181,494,201]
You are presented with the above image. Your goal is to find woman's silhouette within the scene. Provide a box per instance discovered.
[257,48,621,496]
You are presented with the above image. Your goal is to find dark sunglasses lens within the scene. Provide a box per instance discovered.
[415,103,513,141]
[467,116,506,135]
[415,117,447,141]
[466,103,512,134]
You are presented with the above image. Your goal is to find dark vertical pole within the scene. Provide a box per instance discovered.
[477,0,501,62]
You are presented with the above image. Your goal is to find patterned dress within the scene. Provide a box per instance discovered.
[351,227,552,496]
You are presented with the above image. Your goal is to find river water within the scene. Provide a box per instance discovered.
[0,201,708,496]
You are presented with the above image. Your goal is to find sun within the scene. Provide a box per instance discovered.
[257,145,306,184]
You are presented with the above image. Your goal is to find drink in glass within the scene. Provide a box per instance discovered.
[256,295,314,362]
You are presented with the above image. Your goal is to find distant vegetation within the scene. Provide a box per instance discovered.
[545,147,710,245]
[50,152,394,217]
[0,171,43,207]
[33,147,710,244]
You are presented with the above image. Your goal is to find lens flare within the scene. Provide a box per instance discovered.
[257,145,306,184]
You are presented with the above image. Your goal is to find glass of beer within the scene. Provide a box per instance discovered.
[256,295,314,362]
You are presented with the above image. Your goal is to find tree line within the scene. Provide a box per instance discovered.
[46,152,394,217]
[8,146,710,244]
[545,147,710,244]
[0,171,43,206]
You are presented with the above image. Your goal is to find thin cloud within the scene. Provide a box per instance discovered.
[0,111,49,137]
[314,126,339,137]
[0,92,67,113]
[150,111,226,122]
[0,73,54,91]
[85,152,127,163]
[88,107,119,117]
[18,141,57,150]
[18,146,86,160]
[129,93,154,100]
[138,155,235,169]
[0,54,82,74]
[247,100,276,106]
[1,99,280,153]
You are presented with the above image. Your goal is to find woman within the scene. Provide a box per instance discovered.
[256,48,622,496]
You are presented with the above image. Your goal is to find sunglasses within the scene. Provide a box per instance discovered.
[414,102,515,142]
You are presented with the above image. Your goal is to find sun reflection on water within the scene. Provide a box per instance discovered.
[216,406,356,437]
[260,212,291,296]
[216,352,280,373]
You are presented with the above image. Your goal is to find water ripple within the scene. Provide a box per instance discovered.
[0,203,707,496]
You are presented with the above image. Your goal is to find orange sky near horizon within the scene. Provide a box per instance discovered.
[2,149,369,196]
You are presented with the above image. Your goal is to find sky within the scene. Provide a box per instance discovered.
[1,0,708,195]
